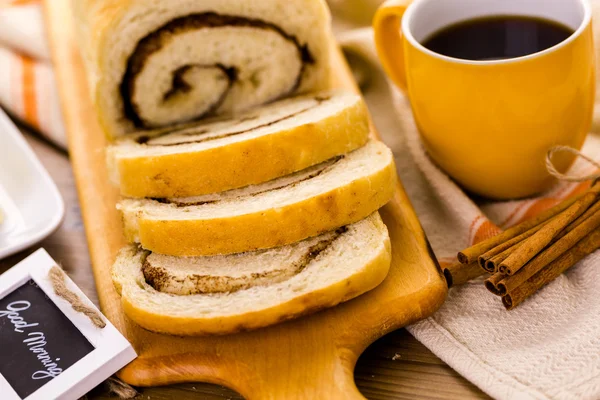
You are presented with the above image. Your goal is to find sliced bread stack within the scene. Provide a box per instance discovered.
[109,91,397,335]
[75,0,397,336]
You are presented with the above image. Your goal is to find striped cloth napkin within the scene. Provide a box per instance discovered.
[0,0,65,148]
[4,0,600,398]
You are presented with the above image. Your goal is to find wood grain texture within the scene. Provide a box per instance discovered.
[43,0,449,398]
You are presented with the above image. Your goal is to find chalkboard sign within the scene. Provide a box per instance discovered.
[0,280,95,398]
[0,249,136,400]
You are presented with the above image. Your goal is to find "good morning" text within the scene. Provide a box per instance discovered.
[0,301,64,380]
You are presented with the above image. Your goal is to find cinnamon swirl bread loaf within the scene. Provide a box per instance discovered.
[73,0,333,137]
[118,141,397,256]
[112,213,391,335]
[107,91,370,198]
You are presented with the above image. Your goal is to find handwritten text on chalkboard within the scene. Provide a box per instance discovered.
[0,280,94,399]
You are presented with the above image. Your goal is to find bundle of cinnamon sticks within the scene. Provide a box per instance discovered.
[446,181,600,310]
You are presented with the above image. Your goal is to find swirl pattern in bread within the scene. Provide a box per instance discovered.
[112,213,391,335]
[118,141,397,256]
[73,0,333,137]
[107,91,370,198]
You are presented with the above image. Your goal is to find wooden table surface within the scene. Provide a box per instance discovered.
[0,124,490,399]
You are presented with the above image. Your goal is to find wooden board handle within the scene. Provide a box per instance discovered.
[243,357,365,399]
[120,342,367,399]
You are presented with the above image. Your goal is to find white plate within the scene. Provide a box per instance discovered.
[0,108,64,259]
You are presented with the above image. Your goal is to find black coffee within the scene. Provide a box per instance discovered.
[422,16,574,61]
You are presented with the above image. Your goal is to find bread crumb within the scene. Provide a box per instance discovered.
[392,353,401,361]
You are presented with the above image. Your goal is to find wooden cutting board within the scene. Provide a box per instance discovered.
[45,0,448,398]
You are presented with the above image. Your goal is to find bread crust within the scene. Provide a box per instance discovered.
[120,148,397,256]
[108,95,369,198]
[113,214,391,335]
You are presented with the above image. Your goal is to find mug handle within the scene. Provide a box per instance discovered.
[373,0,412,93]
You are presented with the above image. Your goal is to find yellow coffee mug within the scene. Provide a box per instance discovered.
[374,0,595,199]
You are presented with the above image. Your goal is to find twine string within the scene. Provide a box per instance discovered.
[49,266,106,329]
[49,269,138,399]
[546,146,600,182]
[104,377,138,399]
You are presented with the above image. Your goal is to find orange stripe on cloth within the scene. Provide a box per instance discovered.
[500,181,575,228]
[511,181,592,227]
[467,215,502,246]
[467,179,593,247]
[20,54,39,130]
[6,0,40,6]
[468,216,482,243]
[9,52,21,113]
[472,220,502,245]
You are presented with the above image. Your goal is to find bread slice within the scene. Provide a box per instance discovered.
[112,213,391,335]
[118,140,397,256]
[107,91,370,198]
[142,228,344,295]
[73,0,333,137]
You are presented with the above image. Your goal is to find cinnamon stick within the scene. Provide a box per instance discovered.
[502,226,600,310]
[484,273,506,296]
[498,205,600,295]
[491,199,599,277]
[443,262,485,287]
[457,192,585,264]
[498,189,599,275]
[558,198,600,239]
[477,222,548,272]
[485,243,522,273]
